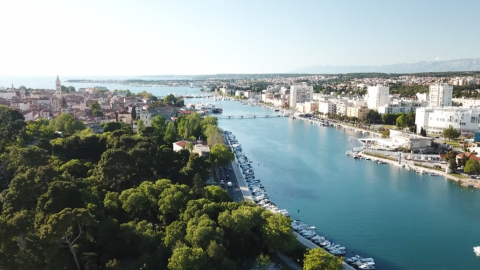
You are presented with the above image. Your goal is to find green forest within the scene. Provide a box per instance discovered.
[0,105,307,270]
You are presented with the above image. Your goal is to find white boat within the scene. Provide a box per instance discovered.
[358,263,375,270]
[330,247,347,256]
[474,246,480,255]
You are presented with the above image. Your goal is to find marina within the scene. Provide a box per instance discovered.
[224,130,377,270]
[216,99,480,270]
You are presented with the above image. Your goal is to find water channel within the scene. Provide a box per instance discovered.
[6,78,480,270]
[213,99,480,270]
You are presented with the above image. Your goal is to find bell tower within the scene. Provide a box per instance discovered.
[56,75,62,97]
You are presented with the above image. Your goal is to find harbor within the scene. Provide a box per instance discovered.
[216,99,480,270]
[224,130,378,270]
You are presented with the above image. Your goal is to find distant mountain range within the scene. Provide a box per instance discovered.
[293,58,480,74]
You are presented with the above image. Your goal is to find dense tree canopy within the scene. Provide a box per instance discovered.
[0,113,296,270]
[303,248,343,270]
[50,113,86,136]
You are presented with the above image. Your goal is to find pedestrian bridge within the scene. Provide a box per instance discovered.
[217,114,288,119]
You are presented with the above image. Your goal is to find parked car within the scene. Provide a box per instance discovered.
[220,180,224,185]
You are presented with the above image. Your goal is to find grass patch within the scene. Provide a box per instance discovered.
[363,152,397,162]
[445,140,461,147]
[450,173,467,178]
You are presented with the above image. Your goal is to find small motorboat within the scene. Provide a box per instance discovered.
[474,246,480,255]
[358,263,375,270]
[330,247,347,256]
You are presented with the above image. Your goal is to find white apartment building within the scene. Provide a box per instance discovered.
[416,93,427,102]
[366,85,389,110]
[335,101,349,115]
[289,84,313,108]
[319,102,336,115]
[428,83,453,107]
[415,107,480,135]
[452,98,480,108]
[235,90,245,96]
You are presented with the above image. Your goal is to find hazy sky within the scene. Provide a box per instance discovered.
[1,0,479,76]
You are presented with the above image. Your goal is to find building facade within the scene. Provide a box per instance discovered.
[289,84,313,109]
[415,107,480,135]
[319,102,336,115]
[428,83,453,107]
[366,85,389,110]
[347,106,369,120]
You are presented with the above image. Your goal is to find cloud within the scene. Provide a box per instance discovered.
[435,57,441,61]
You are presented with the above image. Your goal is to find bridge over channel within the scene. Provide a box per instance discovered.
[216,114,288,119]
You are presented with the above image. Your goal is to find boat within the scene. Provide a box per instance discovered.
[474,246,480,255]
[346,255,360,264]
[358,263,375,270]
[330,247,347,256]
[429,172,439,176]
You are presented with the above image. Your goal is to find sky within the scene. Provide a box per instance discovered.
[1,0,479,76]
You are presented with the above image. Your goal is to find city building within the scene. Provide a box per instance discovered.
[452,98,480,107]
[303,102,319,113]
[347,106,369,120]
[235,90,245,96]
[192,144,210,157]
[289,83,313,108]
[366,85,389,110]
[415,107,480,135]
[319,102,336,115]
[428,83,453,107]
[139,106,179,126]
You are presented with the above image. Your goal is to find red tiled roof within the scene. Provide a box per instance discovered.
[457,153,480,161]
[175,141,187,148]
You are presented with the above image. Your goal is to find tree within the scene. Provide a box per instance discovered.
[164,121,177,144]
[205,125,224,147]
[396,114,409,128]
[0,105,26,151]
[131,106,137,121]
[443,127,460,141]
[261,213,297,252]
[103,122,122,132]
[151,115,167,135]
[303,248,343,270]
[420,127,427,137]
[445,150,457,161]
[366,110,381,124]
[89,101,101,110]
[381,129,390,138]
[164,94,177,105]
[168,246,207,270]
[210,144,234,168]
[449,158,457,171]
[464,159,480,174]
[136,119,145,133]
[93,109,104,117]
[49,113,85,136]
[255,254,270,270]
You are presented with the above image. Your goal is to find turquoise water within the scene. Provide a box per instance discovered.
[215,100,480,270]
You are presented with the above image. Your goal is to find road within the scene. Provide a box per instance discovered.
[218,163,244,202]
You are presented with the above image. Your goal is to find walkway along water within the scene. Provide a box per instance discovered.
[226,132,359,270]
[216,99,480,270]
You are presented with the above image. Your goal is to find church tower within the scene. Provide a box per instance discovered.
[56,75,62,97]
